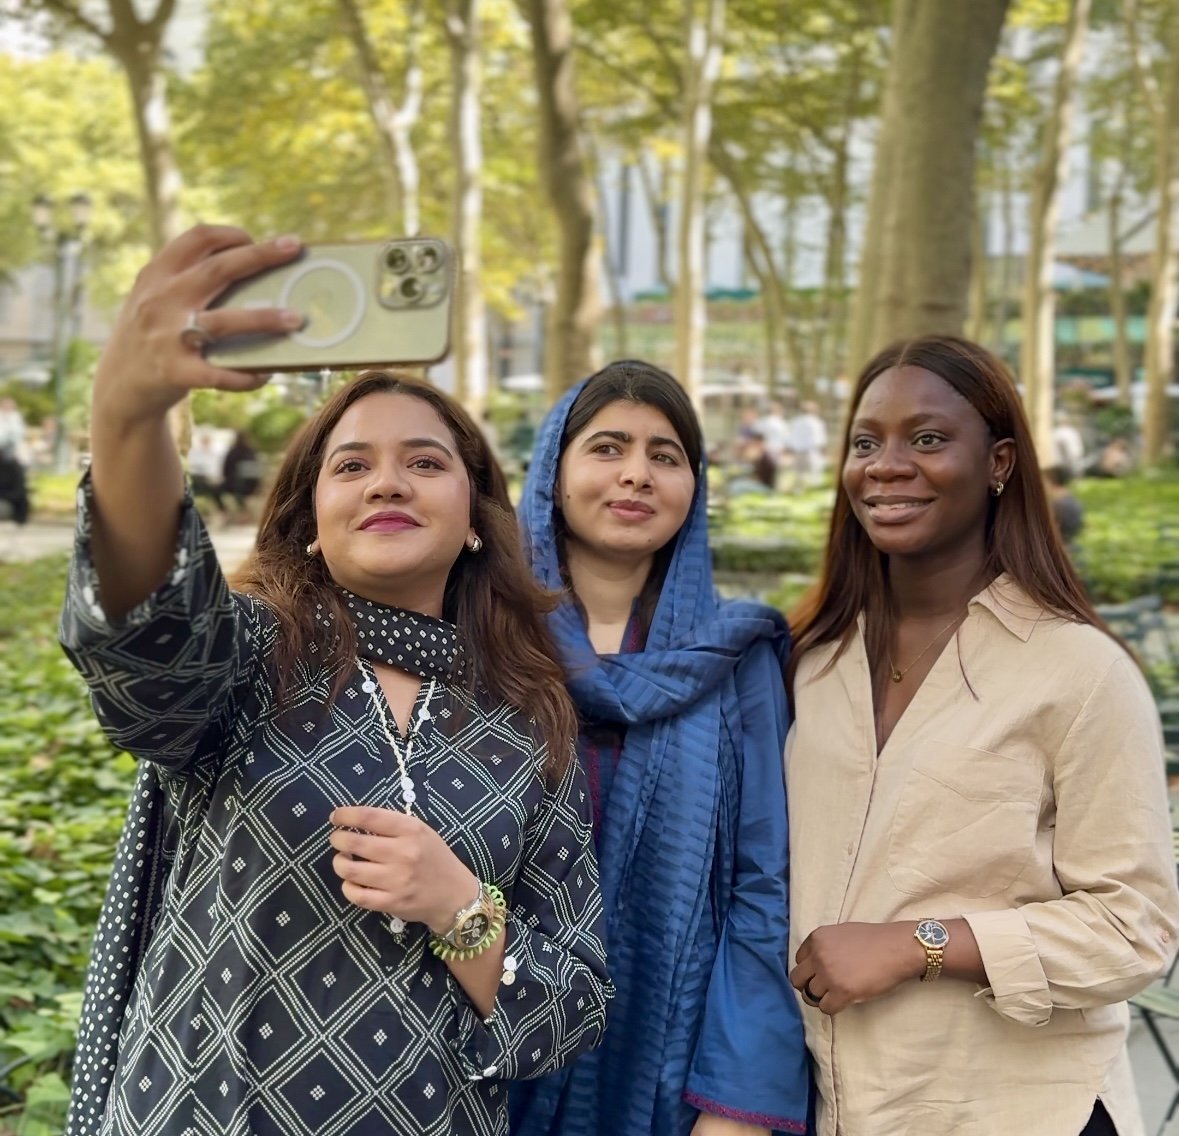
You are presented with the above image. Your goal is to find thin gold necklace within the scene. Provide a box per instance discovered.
[886,613,965,683]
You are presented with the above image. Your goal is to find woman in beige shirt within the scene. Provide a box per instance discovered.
[786,334,1179,1136]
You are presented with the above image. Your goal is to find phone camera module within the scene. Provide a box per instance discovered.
[385,247,411,273]
[399,276,423,302]
[415,245,440,273]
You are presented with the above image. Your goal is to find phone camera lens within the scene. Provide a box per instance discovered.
[400,276,422,301]
[386,247,410,273]
[416,246,440,273]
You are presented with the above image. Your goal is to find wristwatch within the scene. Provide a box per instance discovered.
[914,919,949,982]
[438,883,500,951]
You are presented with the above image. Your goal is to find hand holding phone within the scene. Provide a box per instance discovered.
[206,238,454,372]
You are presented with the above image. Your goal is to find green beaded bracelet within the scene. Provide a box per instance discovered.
[429,883,507,962]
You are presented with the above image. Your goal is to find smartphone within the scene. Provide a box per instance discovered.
[205,237,453,372]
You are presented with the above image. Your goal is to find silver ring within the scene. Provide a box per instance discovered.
[180,310,212,350]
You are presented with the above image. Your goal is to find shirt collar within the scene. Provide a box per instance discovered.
[968,573,1045,642]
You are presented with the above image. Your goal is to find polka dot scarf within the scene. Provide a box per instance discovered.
[336,590,463,682]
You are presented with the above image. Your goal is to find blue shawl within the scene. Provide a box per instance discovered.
[510,384,810,1136]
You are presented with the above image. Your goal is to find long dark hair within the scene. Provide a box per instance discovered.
[556,359,703,636]
[789,334,1111,688]
[233,370,576,773]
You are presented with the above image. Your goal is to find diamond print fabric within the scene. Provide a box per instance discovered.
[59,479,611,1136]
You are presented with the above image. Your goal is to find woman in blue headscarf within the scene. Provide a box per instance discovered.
[511,361,810,1136]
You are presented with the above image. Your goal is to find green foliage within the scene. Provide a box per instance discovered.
[0,557,134,1129]
[247,402,308,454]
[1073,477,1179,603]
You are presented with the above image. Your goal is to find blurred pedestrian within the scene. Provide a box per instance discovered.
[787,400,828,492]
[220,428,263,524]
[1044,465,1084,549]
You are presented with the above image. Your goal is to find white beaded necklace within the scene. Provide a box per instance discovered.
[357,658,437,818]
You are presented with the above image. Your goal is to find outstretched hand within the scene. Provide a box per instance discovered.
[93,225,304,428]
[790,921,923,1015]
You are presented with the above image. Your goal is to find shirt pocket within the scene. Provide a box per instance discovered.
[887,744,1044,899]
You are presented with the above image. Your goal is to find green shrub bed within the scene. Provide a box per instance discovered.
[0,557,134,1135]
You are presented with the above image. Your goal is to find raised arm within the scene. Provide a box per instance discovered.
[88,225,302,618]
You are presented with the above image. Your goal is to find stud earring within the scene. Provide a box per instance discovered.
[306,542,317,556]
[991,481,1005,498]
[467,535,483,553]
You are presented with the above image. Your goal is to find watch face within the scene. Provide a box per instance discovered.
[916,919,949,948]
[457,912,491,948]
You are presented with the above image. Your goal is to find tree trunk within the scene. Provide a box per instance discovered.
[337,0,424,237]
[710,138,787,390]
[637,155,673,291]
[967,186,988,342]
[848,0,1009,375]
[1108,171,1134,408]
[586,133,629,357]
[993,157,1017,353]
[1139,7,1179,467]
[674,0,726,406]
[1021,0,1090,463]
[523,0,602,396]
[446,0,487,412]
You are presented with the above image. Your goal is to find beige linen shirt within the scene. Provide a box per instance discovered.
[788,576,1179,1136]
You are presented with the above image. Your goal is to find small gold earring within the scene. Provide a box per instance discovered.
[991,481,1005,498]
[306,542,316,556]
[467,535,483,553]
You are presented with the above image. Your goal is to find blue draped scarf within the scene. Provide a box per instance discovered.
[510,383,807,1136]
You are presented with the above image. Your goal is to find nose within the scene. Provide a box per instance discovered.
[364,461,411,501]
[864,439,916,482]
[618,453,653,490]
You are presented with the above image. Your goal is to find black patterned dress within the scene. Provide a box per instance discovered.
[59,485,611,1136]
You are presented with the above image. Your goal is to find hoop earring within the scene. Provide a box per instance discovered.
[991,481,1005,498]
[467,535,483,553]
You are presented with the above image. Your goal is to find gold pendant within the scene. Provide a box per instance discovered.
[890,668,903,683]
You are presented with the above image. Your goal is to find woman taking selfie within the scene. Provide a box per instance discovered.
[787,335,1179,1136]
[510,361,810,1136]
[60,226,611,1136]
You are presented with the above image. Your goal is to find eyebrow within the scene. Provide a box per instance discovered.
[582,429,687,457]
[325,437,455,463]
[850,412,951,429]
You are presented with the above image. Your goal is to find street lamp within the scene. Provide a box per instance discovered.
[31,191,92,472]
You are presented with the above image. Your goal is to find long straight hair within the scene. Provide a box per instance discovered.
[232,371,576,773]
[555,359,703,637]
[789,335,1111,689]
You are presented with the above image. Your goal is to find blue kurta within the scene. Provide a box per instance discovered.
[510,384,810,1135]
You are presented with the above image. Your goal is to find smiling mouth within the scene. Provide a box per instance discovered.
[361,513,420,532]
[864,499,932,520]
[607,501,655,519]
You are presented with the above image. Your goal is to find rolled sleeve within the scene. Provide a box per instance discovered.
[447,748,613,1082]
[968,656,1179,1025]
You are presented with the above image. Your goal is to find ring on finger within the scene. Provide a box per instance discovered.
[180,310,213,351]
[802,979,822,1006]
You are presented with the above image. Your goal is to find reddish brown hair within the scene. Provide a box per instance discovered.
[789,335,1112,689]
[232,370,576,773]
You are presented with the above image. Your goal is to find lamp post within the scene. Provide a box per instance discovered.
[32,191,92,472]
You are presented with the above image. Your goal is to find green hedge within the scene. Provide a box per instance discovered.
[0,558,134,1135]
[710,475,1179,606]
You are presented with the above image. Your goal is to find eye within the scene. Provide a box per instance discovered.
[409,456,445,471]
[652,451,679,465]
[334,458,366,474]
[590,442,622,456]
[850,436,876,454]
[914,432,944,448]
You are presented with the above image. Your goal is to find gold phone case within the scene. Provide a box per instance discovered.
[206,238,453,372]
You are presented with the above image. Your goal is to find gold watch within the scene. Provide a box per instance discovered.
[914,919,949,982]
[438,883,500,951]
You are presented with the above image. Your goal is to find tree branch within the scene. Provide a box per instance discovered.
[34,0,113,49]
[1124,0,1161,122]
